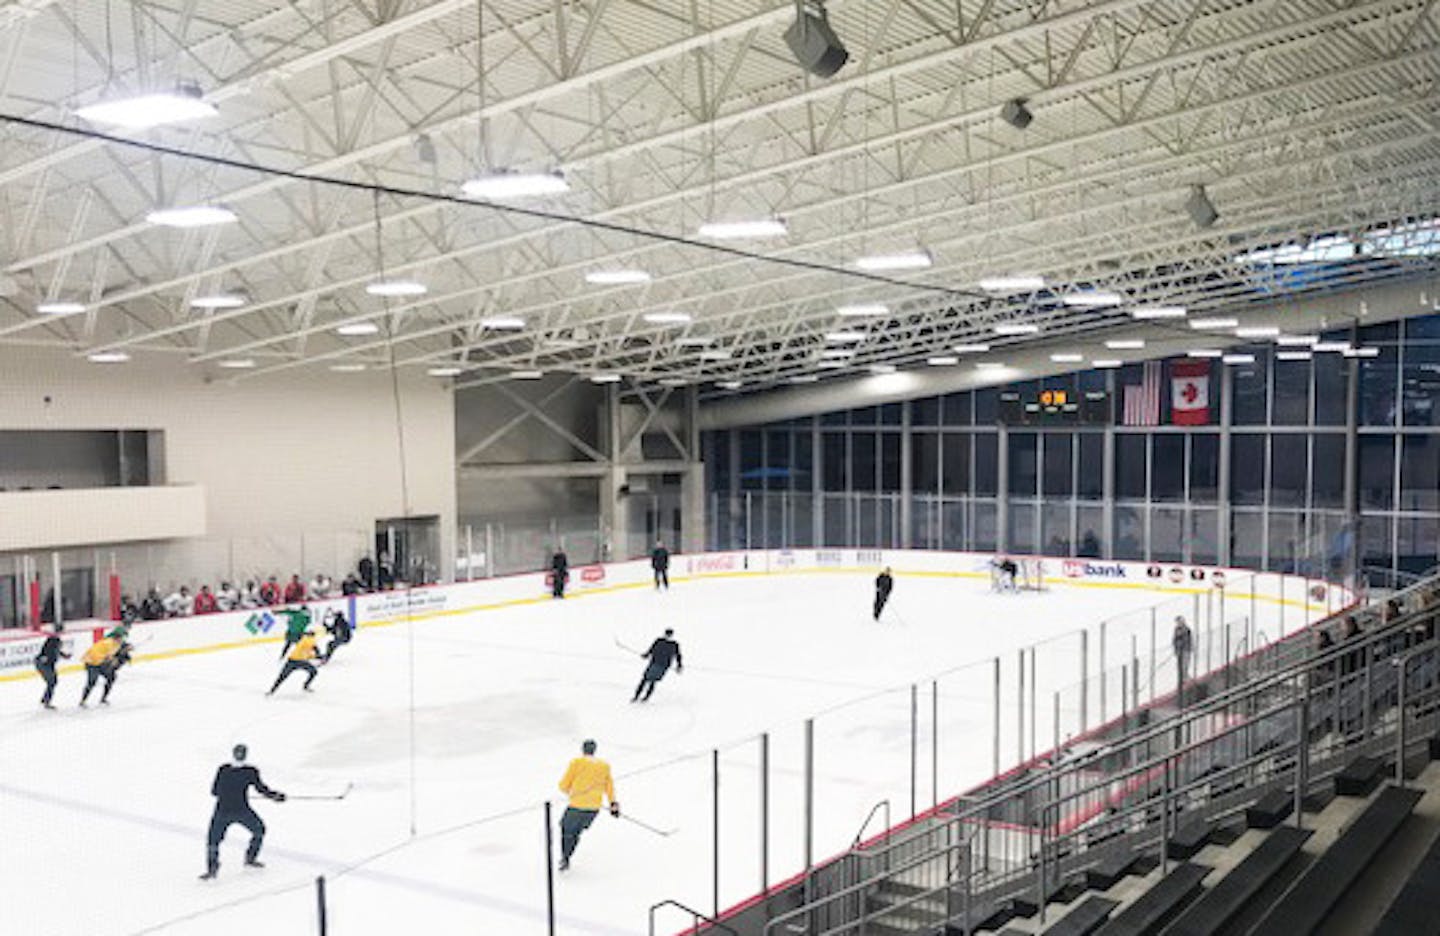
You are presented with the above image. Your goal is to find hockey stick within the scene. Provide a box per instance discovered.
[287,782,354,802]
[620,813,677,837]
[613,636,642,656]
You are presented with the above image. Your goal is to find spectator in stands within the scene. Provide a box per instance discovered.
[1314,629,1337,680]
[163,586,194,618]
[216,581,239,612]
[358,556,376,591]
[309,573,332,600]
[341,573,362,596]
[140,589,165,621]
[118,594,140,624]
[1340,615,1364,677]
[259,577,281,606]
[1172,616,1194,681]
[282,574,306,604]
[378,552,395,591]
[240,580,262,609]
[193,586,218,615]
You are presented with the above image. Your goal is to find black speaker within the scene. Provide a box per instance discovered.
[1000,98,1032,130]
[784,3,848,78]
[1081,391,1112,425]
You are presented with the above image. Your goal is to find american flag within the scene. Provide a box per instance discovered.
[1122,361,1163,426]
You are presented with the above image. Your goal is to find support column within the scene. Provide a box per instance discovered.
[599,385,624,560]
[1343,349,1359,580]
[900,402,914,547]
[1218,364,1234,565]
[811,419,824,546]
[681,387,707,553]
[997,423,1010,552]
[1102,370,1116,559]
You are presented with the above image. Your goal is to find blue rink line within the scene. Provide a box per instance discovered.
[0,781,638,936]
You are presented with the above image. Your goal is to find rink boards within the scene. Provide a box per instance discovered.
[0,549,1352,682]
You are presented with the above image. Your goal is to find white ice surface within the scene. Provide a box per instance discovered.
[0,573,1284,936]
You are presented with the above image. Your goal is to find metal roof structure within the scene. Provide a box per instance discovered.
[0,0,1436,393]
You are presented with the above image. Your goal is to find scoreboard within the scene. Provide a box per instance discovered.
[999,388,1111,425]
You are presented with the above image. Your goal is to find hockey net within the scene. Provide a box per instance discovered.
[990,557,1048,593]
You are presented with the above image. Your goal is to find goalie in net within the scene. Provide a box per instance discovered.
[990,556,1048,593]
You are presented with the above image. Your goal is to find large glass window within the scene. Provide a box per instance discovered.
[766,430,790,490]
[853,433,877,492]
[1400,434,1440,512]
[943,392,972,426]
[1043,433,1074,497]
[1314,352,1348,426]
[941,433,971,496]
[795,431,813,492]
[822,433,846,491]
[1151,435,1185,502]
[879,433,901,492]
[740,430,764,490]
[1358,435,1395,510]
[1115,434,1147,499]
[1232,352,1269,425]
[1231,433,1265,505]
[913,397,940,426]
[974,434,998,496]
[912,433,939,495]
[1008,432,1038,497]
[974,388,999,424]
[1312,434,1345,508]
[1271,355,1310,425]
[1190,433,1220,502]
[1151,507,1185,562]
[1269,434,1307,507]
[1402,316,1440,427]
[1359,322,1399,427]
[1077,432,1103,498]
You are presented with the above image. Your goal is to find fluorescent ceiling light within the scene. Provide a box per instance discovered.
[978,275,1045,292]
[217,359,255,369]
[927,356,959,366]
[590,373,622,384]
[511,370,544,380]
[366,280,427,298]
[330,363,367,372]
[817,360,848,369]
[994,323,1040,335]
[1222,354,1255,365]
[1105,339,1145,350]
[76,88,217,129]
[1190,317,1239,329]
[789,375,819,384]
[1314,341,1352,353]
[462,170,569,199]
[481,316,526,330]
[1276,334,1319,346]
[1276,351,1313,362]
[716,380,743,390]
[699,349,733,361]
[825,331,866,343]
[868,364,897,374]
[1187,349,1224,358]
[37,301,86,315]
[854,249,932,272]
[836,303,889,317]
[1092,359,1123,368]
[643,312,692,325]
[821,349,855,359]
[1235,326,1280,338]
[974,361,1007,370]
[585,270,651,286]
[676,336,714,348]
[335,322,380,336]
[1062,290,1123,307]
[952,343,991,353]
[1344,347,1380,358]
[1050,353,1083,363]
[1131,306,1187,319]
[697,218,787,239]
[190,294,246,310]
[427,367,464,377]
[87,351,130,364]
[658,378,689,387]
[146,205,237,228]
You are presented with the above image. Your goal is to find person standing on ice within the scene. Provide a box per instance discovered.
[200,744,286,880]
[277,604,312,659]
[556,739,619,870]
[268,629,321,695]
[34,622,69,709]
[550,548,569,599]
[632,628,683,702]
[321,609,352,663]
[79,632,122,706]
[651,540,671,590]
[873,568,895,621]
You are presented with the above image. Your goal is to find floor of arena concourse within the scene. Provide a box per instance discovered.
[0,571,1289,936]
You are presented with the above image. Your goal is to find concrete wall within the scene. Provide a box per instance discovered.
[0,347,457,579]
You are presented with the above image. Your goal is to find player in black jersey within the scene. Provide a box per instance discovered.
[631,629,683,702]
[200,744,286,879]
[33,624,69,709]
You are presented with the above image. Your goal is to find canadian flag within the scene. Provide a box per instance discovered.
[1171,360,1211,425]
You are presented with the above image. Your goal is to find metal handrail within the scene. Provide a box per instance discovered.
[649,899,739,936]
[850,799,891,849]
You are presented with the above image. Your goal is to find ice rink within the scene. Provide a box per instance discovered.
[0,568,1300,936]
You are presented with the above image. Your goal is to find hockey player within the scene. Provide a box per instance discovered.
[632,628,683,702]
[873,567,895,621]
[550,549,569,599]
[277,605,312,659]
[200,744,286,879]
[79,633,122,706]
[556,739,619,870]
[268,630,320,695]
[993,556,1019,593]
[34,623,68,709]
[321,610,352,663]
[651,541,671,590]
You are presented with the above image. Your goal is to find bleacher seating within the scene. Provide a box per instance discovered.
[1093,862,1208,936]
[1372,820,1440,936]
[1152,826,1311,936]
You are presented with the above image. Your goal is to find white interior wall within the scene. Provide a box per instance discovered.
[0,347,457,583]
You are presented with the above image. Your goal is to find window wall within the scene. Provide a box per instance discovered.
[705,313,1440,581]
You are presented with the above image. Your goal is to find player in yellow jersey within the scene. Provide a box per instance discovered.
[556,739,619,870]
[267,630,320,695]
[79,636,121,706]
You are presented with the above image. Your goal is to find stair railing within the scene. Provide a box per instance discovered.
[649,899,739,936]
